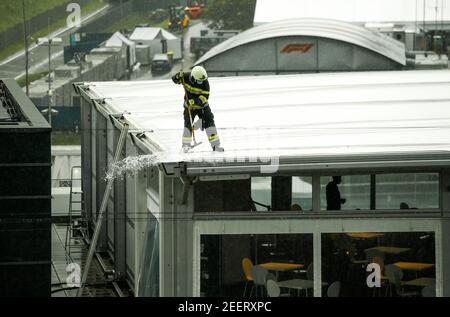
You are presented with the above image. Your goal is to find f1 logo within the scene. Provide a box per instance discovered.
[281,43,314,54]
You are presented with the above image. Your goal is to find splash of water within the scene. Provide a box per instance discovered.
[105,154,160,181]
[105,148,233,181]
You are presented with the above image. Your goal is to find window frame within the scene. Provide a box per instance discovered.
[193,218,442,297]
[194,169,442,216]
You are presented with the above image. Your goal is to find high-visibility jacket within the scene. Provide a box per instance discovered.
[172,71,210,109]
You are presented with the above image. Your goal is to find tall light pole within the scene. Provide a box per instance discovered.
[38,37,62,127]
[120,0,124,32]
[423,0,427,32]
[22,0,29,96]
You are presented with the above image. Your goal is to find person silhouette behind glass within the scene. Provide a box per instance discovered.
[326,176,346,210]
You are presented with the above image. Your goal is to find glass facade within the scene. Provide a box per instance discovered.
[292,176,312,211]
[205,172,440,214]
[138,214,160,296]
[320,173,439,211]
[198,229,437,297]
[376,173,439,210]
[137,167,160,296]
[251,177,271,211]
[200,234,313,297]
[321,232,436,297]
[320,175,371,211]
[192,171,442,297]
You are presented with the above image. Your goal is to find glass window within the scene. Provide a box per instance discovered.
[321,231,436,297]
[292,176,312,211]
[201,234,313,297]
[320,175,370,211]
[376,173,439,210]
[138,214,160,296]
[251,177,271,211]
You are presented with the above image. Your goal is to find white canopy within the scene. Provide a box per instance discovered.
[105,31,137,66]
[129,27,182,59]
[106,31,135,47]
[130,27,177,41]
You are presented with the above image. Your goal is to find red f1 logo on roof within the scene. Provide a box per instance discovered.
[281,43,314,53]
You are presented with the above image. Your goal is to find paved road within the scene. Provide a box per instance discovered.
[0,4,111,80]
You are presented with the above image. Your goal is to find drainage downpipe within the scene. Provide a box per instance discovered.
[180,175,198,205]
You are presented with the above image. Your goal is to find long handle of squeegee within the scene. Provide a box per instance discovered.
[180,72,197,145]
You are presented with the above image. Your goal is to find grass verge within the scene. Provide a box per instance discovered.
[105,11,169,33]
[0,0,106,61]
[52,132,81,145]
[16,71,49,87]
[0,0,69,33]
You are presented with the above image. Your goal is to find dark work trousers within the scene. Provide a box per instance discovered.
[182,106,220,147]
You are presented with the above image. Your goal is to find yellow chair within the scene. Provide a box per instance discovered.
[242,257,254,297]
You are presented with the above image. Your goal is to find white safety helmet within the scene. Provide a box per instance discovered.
[191,65,208,83]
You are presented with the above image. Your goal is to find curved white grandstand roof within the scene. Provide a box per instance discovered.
[195,18,406,66]
[77,70,450,172]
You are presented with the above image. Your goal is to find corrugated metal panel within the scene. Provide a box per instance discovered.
[195,18,406,67]
[254,0,450,25]
[76,70,450,167]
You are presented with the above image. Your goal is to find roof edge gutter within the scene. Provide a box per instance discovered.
[185,158,450,176]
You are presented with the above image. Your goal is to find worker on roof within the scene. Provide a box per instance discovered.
[172,65,224,152]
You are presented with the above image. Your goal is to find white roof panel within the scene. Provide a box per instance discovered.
[254,0,450,25]
[82,70,450,167]
[195,18,406,66]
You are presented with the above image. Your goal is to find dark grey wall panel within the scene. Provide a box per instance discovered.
[194,179,251,212]
[0,79,51,297]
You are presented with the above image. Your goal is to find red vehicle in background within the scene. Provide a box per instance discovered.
[185,0,208,19]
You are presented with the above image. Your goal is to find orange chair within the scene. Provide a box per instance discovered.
[242,257,254,297]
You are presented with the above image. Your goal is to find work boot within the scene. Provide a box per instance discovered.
[212,145,224,152]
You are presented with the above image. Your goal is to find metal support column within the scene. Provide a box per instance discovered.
[312,174,321,212]
[313,228,322,297]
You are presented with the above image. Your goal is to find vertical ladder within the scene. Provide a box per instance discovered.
[65,166,84,258]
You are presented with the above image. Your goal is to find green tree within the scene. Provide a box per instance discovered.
[204,0,257,30]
